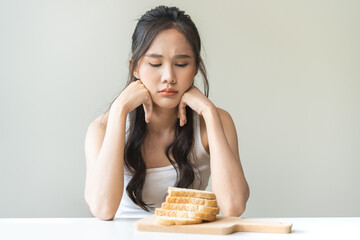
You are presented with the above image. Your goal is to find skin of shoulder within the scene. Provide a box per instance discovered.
[199,107,239,156]
[216,107,240,158]
[216,107,233,123]
[89,107,238,158]
[91,112,109,130]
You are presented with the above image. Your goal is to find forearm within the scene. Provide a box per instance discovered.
[202,105,249,216]
[85,104,128,218]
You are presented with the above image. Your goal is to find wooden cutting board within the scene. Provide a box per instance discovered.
[135,215,293,235]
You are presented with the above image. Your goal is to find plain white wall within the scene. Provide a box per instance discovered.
[0,0,359,218]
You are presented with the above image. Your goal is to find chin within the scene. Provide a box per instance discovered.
[153,99,181,109]
[155,103,180,110]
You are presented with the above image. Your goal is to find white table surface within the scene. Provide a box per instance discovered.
[0,217,359,240]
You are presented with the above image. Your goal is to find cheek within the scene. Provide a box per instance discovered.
[181,71,195,87]
[138,68,158,86]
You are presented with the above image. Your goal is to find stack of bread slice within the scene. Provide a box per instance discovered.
[155,186,220,225]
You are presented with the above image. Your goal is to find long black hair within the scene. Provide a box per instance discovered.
[104,5,209,211]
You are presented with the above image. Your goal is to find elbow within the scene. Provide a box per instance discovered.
[221,187,250,217]
[221,203,246,217]
[94,210,116,221]
[90,204,116,221]
[84,191,117,221]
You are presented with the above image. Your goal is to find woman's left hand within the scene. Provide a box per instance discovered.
[178,86,215,127]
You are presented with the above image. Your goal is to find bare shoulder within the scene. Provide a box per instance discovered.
[85,116,105,146]
[216,107,240,155]
[199,107,234,154]
[85,113,109,165]
[215,107,232,120]
[215,107,238,136]
[89,111,110,130]
[85,113,109,146]
[200,107,234,123]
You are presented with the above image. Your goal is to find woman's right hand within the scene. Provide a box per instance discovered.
[113,80,153,123]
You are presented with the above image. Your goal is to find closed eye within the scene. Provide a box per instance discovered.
[149,63,188,67]
[149,63,161,67]
[175,64,188,67]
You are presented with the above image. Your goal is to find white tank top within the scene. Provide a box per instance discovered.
[115,112,211,218]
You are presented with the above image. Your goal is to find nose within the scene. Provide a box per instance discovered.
[161,64,176,84]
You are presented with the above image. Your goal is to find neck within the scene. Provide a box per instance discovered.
[146,105,179,136]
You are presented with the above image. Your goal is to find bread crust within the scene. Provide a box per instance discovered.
[155,187,219,225]
[168,187,217,200]
[156,216,202,225]
[166,196,218,207]
[161,202,220,215]
[155,208,217,221]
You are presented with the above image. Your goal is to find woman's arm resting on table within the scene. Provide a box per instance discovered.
[84,105,128,221]
[84,81,153,221]
[202,106,250,217]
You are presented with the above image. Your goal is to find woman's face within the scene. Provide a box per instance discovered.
[133,28,197,109]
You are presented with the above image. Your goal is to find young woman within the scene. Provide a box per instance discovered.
[84,5,249,220]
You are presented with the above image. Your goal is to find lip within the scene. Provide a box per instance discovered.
[159,88,178,96]
[159,88,178,93]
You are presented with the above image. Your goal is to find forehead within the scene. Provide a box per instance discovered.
[146,28,193,56]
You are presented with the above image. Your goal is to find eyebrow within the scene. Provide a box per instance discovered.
[145,53,192,59]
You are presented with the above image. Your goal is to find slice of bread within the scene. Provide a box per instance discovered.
[166,196,218,207]
[155,208,217,222]
[167,187,216,200]
[155,216,203,225]
[161,202,220,215]
[155,187,219,225]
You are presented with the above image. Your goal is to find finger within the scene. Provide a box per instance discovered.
[178,101,187,127]
[142,94,153,123]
